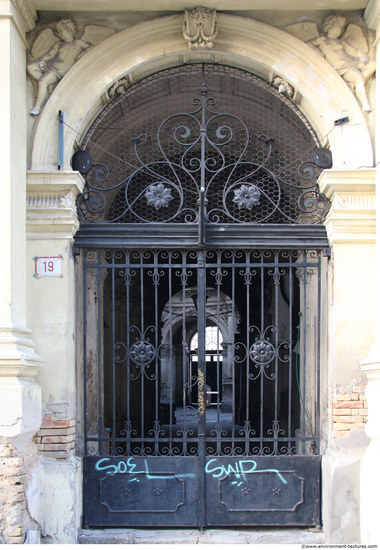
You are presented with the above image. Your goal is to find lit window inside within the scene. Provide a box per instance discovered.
[190,327,223,351]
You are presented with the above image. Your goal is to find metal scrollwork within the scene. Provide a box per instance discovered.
[130,340,155,365]
[77,70,329,228]
[250,339,276,364]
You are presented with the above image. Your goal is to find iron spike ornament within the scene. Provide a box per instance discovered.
[76,74,330,229]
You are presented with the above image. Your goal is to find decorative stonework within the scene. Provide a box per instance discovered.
[284,14,376,112]
[108,77,130,98]
[333,388,368,438]
[272,77,294,98]
[26,171,84,240]
[183,7,217,50]
[27,19,116,115]
[12,0,36,32]
[331,193,376,209]
[318,169,376,243]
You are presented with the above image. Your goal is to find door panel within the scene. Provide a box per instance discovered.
[84,457,198,527]
[204,456,320,526]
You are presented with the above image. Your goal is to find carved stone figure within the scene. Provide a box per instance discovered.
[183,7,217,50]
[27,19,116,115]
[284,15,376,112]
[313,15,375,112]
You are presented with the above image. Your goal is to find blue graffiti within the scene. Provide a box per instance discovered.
[205,459,287,485]
[95,457,195,482]
[94,457,287,486]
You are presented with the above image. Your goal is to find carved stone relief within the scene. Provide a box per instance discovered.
[272,77,294,98]
[108,77,130,98]
[27,18,116,116]
[284,14,376,112]
[183,7,217,50]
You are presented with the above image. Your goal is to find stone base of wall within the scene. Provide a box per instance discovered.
[333,387,368,438]
[0,446,26,544]
[33,414,76,458]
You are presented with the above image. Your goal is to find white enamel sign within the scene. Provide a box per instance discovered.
[35,256,62,277]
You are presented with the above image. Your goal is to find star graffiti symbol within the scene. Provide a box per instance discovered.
[241,487,251,496]
[122,488,131,497]
[273,487,282,496]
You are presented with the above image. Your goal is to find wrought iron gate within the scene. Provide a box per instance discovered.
[81,245,323,527]
[76,64,329,528]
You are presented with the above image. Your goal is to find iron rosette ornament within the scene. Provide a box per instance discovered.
[76,81,329,225]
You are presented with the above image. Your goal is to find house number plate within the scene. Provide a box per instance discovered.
[34,256,62,277]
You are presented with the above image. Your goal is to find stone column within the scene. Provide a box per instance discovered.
[319,169,376,543]
[0,1,42,544]
[361,1,380,543]
[25,170,84,543]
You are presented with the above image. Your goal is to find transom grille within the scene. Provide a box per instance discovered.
[77,64,329,226]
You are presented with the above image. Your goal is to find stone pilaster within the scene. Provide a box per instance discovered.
[359,2,380,543]
[25,170,84,544]
[319,169,376,400]
[0,3,39,544]
[26,170,84,418]
[318,169,376,543]
[0,0,42,441]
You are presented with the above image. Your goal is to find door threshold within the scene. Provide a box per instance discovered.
[78,526,324,544]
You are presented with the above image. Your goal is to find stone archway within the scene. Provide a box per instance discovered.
[30,13,373,172]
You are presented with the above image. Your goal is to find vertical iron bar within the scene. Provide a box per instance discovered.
[154,251,159,456]
[182,252,188,456]
[216,251,221,449]
[97,252,102,455]
[274,252,279,455]
[260,253,264,453]
[198,72,207,246]
[168,251,173,454]
[231,251,236,454]
[316,252,322,454]
[288,258,293,453]
[112,252,116,455]
[245,249,250,455]
[140,254,145,445]
[83,251,88,455]
[302,252,307,455]
[197,249,206,527]
[126,251,131,456]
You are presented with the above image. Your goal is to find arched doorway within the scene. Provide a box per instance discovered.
[76,64,329,528]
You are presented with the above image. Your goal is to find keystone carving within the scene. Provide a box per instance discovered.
[284,14,376,112]
[27,19,116,116]
[183,7,217,50]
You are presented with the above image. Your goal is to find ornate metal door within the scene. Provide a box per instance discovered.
[76,64,329,528]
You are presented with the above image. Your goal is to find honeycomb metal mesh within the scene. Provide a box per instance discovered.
[79,64,327,225]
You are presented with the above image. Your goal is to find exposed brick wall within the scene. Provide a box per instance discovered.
[333,387,368,438]
[33,414,76,459]
[0,446,26,544]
